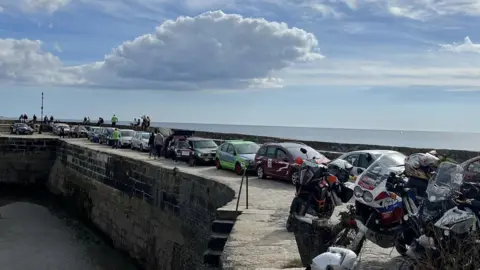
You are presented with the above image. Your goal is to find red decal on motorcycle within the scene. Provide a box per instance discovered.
[358,180,375,190]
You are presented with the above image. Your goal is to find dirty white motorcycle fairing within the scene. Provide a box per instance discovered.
[310,247,358,270]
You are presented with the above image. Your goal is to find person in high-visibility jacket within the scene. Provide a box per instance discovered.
[112,128,120,149]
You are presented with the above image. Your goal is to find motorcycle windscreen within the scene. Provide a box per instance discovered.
[426,162,464,203]
[299,167,315,186]
[357,155,403,189]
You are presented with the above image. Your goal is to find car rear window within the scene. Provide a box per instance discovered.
[287,146,325,159]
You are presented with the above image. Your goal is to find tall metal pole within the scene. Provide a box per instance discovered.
[41,92,44,120]
[39,92,44,134]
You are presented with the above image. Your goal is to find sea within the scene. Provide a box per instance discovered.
[117,122,480,151]
[2,117,480,151]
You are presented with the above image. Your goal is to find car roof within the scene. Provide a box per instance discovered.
[119,129,135,132]
[227,140,255,145]
[341,149,402,156]
[187,137,213,141]
[263,142,307,148]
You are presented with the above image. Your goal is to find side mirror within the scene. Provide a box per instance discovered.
[300,148,307,154]
[357,168,364,174]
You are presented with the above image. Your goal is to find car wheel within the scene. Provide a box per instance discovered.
[215,159,222,170]
[235,162,243,175]
[257,166,266,179]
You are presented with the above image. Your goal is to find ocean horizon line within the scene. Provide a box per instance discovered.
[0,116,476,135]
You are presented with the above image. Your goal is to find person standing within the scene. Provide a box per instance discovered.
[112,128,120,149]
[59,126,65,138]
[111,114,118,127]
[148,132,155,158]
[154,131,164,159]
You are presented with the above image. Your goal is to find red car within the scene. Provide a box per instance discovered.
[254,142,330,183]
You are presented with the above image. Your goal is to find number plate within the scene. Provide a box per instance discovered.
[182,151,190,156]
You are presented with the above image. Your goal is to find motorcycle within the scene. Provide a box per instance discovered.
[286,148,355,232]
[404,162,480,270]
[350,155,421,256]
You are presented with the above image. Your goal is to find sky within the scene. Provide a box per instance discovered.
[1,0,480,132]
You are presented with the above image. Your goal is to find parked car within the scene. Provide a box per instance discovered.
[336,150,406,176]
[117,129,136,148]
[71,125,89,138]
[254,142,330,182]
[91,128,103,143]
[164,130,195,158]
[10,123,34,135]
[170,137,218,166]
[131,132,151,151]
[461,156,480,182]
[87,127,101,141]
[99,127,114,145]
[53,123,71,135]
[215,140,260,175]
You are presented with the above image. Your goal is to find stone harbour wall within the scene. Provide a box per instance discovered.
[0,136,57,185]
[192,130,480,162]
[47,141,235,270]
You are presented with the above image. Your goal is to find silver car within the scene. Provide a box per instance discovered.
[118,129,136,148]
[131,131,151,151]
[53,123,71,135]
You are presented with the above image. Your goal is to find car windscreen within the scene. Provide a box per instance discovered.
[381,153,406,167]
[120,131,135,136]
[236,143,260,154]
[193,140,217,149]
[142,133,150,139]
[16,124,28,127]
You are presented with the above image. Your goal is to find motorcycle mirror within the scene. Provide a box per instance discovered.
[300,148,307,154]
[295,157,304,165]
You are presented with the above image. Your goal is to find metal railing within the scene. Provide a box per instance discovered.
[235,166,249,211]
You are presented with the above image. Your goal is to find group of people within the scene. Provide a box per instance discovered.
[130,115,151,131]
[147,130,165,159]
[19,114,37,123]
[44,115,57,124]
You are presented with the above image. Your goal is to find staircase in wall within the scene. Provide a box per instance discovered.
[203,209,241,268]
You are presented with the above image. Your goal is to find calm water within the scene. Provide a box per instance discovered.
[0,201,138,270]
[3,117,480,151]
[147,122,480,151]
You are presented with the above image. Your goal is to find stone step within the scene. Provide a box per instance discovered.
[207,232,230,251]
[215,209,241,221]
[203,249,223,267]
[211,219,235,234]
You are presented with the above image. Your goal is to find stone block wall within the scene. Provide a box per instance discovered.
[0,137,57,184]
[47,141,235,270]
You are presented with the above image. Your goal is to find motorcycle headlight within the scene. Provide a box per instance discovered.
[354,186,364,198]
[363,191,373,202]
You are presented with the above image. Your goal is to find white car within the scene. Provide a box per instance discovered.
[336,149,406,175]
[131,131,151,151]
[118,129,135,148]
[53,123,71,135]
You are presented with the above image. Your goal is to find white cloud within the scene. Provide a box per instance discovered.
[1,0,69,14]
[0,11,322,90]
[381,0,480,20]
[439,36,480,54]
[275,54,480,88]
[0,39,81,84]
[309,3,343,18]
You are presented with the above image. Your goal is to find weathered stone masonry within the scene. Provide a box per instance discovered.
[0,137,57,185]
[0,136,236,270]
[48,141,236,270]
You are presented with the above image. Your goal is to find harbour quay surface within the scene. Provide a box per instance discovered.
[3,129,477,270]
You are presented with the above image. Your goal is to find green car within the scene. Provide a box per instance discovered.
[215,140,260,175]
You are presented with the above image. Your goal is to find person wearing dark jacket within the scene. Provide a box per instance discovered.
[148,132,155,158]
